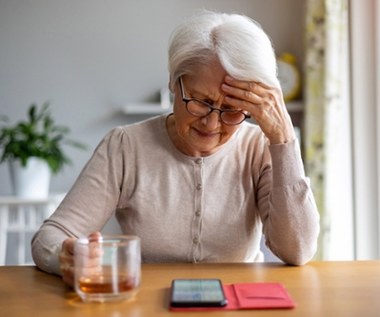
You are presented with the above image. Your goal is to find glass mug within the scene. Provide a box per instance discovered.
[74,235,141,302]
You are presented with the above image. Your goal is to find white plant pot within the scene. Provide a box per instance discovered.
[9,157,51,199]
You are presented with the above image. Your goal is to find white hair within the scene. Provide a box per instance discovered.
[168,11,280,90]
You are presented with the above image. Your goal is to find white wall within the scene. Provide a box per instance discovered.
[0,0,305,196]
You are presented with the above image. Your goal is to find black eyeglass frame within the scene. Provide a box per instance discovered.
[178,76,251,125]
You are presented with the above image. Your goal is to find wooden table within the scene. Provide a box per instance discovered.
[1,261,380,317]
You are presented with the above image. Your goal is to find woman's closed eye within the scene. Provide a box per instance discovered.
[191,95,243,113]
[201,98,214,106]
[200,99,242,112]
[220,105,243,112]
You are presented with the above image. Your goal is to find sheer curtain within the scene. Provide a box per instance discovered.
[304,0,353,260]
[350,0,380,259]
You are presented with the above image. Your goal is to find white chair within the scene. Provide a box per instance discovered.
[0,193,65,265]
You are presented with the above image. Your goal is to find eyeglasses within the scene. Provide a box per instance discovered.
[178,77,251,125]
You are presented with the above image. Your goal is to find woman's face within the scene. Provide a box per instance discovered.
[167,59,241,157]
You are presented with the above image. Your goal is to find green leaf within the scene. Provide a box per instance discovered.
[0,102,87,174]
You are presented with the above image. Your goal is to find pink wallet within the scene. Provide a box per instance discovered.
[169,282,296,311]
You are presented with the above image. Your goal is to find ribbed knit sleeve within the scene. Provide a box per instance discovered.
[259,139,320,265]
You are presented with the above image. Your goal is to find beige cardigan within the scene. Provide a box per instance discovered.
[32,115,319,275]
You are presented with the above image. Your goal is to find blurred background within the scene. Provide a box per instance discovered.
[0,0,379,265]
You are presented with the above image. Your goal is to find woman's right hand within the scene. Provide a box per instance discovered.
[59,232,102,287]
[59,237,76,287]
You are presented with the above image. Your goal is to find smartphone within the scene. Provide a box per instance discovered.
[170,279,228,307]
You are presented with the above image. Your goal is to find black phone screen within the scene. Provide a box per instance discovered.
[170,279,228,307]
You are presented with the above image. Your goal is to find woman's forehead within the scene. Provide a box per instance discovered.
[184,60,227,96]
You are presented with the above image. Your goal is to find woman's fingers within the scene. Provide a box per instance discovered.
[222,75,295,144]
[59,232,103,288]
[59,238,76,287]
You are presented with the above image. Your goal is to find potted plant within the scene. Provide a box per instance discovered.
[0,102,86,198]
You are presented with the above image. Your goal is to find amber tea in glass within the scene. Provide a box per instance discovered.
[74,235,141,302]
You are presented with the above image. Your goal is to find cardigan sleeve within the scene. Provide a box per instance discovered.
[31,127,126,275]
[257,139,320,265]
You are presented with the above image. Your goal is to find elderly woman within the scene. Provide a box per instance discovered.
[32,11,319,286]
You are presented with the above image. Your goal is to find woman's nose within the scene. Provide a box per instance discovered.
[200,110,221,129]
